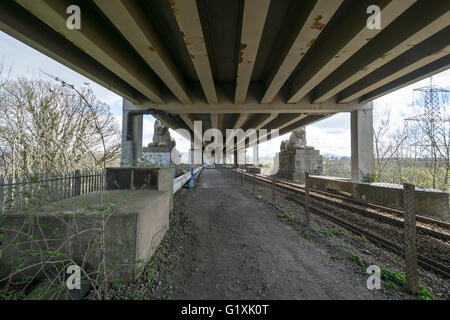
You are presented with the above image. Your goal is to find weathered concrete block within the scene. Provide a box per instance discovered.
[276,148,323,183]
[308,176,449,221]
[0,190,169,283]
[105,167,174,212]
[247,167,262,174]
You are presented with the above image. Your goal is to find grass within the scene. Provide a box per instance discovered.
[299,230,311,239]
[351,253,363,266]
[330,253,339,260]
[352,234,370,243]
[340,242,348,249]
[317,227,346,238]
[278,212,295,223]
[380,268,435,300]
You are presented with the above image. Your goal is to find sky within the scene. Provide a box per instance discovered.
[1,30,449,159]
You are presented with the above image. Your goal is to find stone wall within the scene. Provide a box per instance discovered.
[276,148,323,183]
[0,167,174,283]
[105,167,174,212]
[0,190,170,282]
[308,176,449,221]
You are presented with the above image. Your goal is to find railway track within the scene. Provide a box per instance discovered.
[232,169,450,278]
[242,171,450,240]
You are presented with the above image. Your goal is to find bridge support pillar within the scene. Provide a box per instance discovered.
[351,102,374,182]
[253,144,259,166]
[234,147,246,166]
[121,99,143,167]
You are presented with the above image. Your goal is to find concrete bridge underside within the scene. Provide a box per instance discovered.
[0,0,449,175]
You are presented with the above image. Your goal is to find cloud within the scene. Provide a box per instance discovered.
[256,113,352,158]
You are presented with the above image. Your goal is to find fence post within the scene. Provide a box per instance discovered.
[74,170,81,196]
[253,171,256,196]
[305,172,310,228]
[240,166,243,186]
[403,183,418,295]
[272,176,275,211]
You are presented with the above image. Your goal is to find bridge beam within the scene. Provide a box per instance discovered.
[287,0,416,103]
[312,2,450,103]
[15,0,164,103]
[171,0,218,104]
[261,0,343,104]
[94,0,191,104]
[235,0,270,104]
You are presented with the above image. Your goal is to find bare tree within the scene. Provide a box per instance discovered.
[0,75,121,178]
[373,108,407,182]
[0,75,125,300]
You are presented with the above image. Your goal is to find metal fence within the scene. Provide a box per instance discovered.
[323,157,450,192]
[0,170,104,215]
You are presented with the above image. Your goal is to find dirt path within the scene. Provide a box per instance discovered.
[166,169,394,299]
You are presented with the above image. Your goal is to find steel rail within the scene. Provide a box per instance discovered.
[232,168,450,277]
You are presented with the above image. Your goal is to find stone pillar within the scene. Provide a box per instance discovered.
[121,99,143,167]
[351,102,374,182]
[238,148,247,166]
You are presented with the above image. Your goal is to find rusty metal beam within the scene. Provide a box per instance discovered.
[94,0,191,104]
[360,54,450,104]
[138,82,360,113]
[287,0,417,103]
[312,1,450,103]
[15,0,165,103]
[338,27,450,103]
[170,0,218,104]
[261,0,343,104]
[0,0,146,104]
[235,0,270,104]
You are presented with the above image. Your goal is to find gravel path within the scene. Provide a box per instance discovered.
[160,169,409,300]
